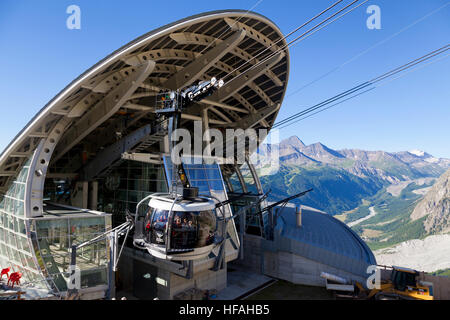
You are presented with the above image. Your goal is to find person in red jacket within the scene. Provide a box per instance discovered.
[8,272,22,288]
[1,267,10,280]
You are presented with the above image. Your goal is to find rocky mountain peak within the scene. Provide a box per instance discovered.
[411,169,450,234]
[280,136,305,149]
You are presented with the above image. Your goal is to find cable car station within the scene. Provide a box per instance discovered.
[0,10,376,300]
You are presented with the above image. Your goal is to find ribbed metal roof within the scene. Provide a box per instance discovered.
[269,207,376,278]
[0,10,289,192]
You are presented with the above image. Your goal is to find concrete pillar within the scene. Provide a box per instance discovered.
[239,211,246,260]
[203,108,211,157]
[82,181,89,209]
[71,181,89,209]
[296,205,302,228]
[89,180,98,210]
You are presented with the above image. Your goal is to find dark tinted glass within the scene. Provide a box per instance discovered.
[170,210,216,249]
[145,208,168,245]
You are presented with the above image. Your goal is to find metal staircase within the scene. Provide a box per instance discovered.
[97,127,167,178]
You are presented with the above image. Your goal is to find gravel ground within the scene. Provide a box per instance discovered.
[375,234,450,272]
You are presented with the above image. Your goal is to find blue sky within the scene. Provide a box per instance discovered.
[0,0,449,157]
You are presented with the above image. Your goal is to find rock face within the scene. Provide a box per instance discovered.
[411,169,450,234]
[375,234,450,272]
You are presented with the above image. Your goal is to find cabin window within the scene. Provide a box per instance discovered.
[170,210,216,250]
[145,208,168,245]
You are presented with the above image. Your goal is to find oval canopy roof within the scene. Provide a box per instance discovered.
[0,10,289,190]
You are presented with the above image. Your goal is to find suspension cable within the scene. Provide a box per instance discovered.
[273,44,450,130]
[281,51,450,129]
[222,0,367,86]
[221,0,345,80]
[284,1,450,99]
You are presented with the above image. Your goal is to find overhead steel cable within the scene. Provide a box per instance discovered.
[303,51,450,126]
[368,45,449,83]
[275,45,450,128]
[222,0,367,85]
[272,44,450,130]
[278,51,450,129]
[285,1,450,99]
[273,82,374,128]
[223,0,369,90]
[277,87,377,130]
[221,0,345,79]
[373,52,450,89]
[223,0,362,83]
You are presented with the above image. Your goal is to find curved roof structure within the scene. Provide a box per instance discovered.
[0,9,290,197]
[270,207,376,280]
[0,10,289,297]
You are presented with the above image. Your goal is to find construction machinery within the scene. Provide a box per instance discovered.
[363,266,433,300]
[323,265,434,300]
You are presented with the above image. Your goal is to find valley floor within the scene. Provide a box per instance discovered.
[347,206,377,227]
[374,234,450,272]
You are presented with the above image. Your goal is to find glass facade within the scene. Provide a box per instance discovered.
[227,171,244,193]
[32,215,111,291]
[163,156,232,218]
[1,154,112,294]
[237,163,259,195]
[0,158,45,287]
[163,156,238,244]
[98,161,167,226]
[224,163,268,238]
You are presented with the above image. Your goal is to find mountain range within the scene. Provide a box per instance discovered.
[257,136,450,215]
[256,136,450,270]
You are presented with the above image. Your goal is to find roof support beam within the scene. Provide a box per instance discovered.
[229,103,281,129]
[170,32,284,87]
[224,18,282,53]
[163,30,246,90]
[208,52,283,103]
[121,152,162,164]
[180,113,227,125]
[53,61,156,163]
[122,49,198,67]
[233,93,270,128]
[10,152,33,158]
[208,107,232,123]
[81,125,152,180]
[28,132,49,138]
[124,103,155,112]
[202,99,249,114]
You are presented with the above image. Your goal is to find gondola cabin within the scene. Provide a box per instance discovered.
[136,195,221,261]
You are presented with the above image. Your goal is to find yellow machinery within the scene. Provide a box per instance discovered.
[356,266,434,300]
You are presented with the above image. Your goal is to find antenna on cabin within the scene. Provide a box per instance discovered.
[130,77,231,264]
[156,77,225,199]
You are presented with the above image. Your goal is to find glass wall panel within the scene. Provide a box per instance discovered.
[228,172,244,193]
[238,163,259,194]
[34,215,110,292]
[0,156,49,290]
[163,156,233,222]
[226,163,267,238]
[97,161,167,227]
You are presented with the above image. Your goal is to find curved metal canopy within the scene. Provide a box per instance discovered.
[0,10,290,193]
